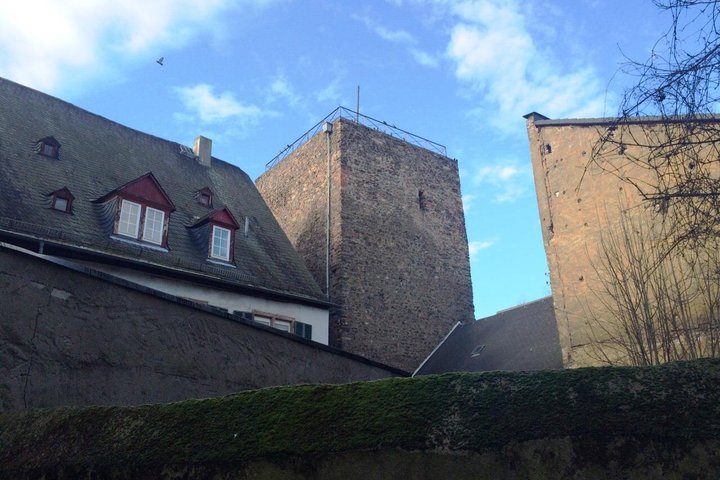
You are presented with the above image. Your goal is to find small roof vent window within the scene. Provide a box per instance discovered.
[196,187,214,208]
[37,136,61,159]
[47,187,74,214]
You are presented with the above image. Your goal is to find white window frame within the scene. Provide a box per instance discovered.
[273,320,292,332]
[253,311,296,333]
[210,225,231,261]
[142,207,165,245]
[117,199,141,238]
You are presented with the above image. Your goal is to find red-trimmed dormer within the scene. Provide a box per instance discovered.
[189,207,240,263]
[47,187,74,214]
[96,173,176,247]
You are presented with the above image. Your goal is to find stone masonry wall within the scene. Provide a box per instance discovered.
[526,116,665,367]
[257,118,474,371]
[0,247,398,411]
[255,127,344,343]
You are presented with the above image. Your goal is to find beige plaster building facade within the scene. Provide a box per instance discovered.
[524,112,705,367]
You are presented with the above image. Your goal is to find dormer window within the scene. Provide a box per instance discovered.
[196,187,213,208]
[188,207,240,264]
[37,136,61,159]
[143,207,165,244]
[116,199,167,245]
[211,225,231,260]
[47,187,74,214]
[118,200,141,237]
[95,173,176,248]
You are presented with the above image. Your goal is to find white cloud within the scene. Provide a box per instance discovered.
[444,0,607,131]
[375,25,415,44]
[268,75,302,107]
[315,79,344,105]
[0,0,272,94]
[475,164,519,182]
[410,49,440,68]
[468,240,494,258]
[462,193,477,213]
[472,161,530,203]
[355,14,439,69]
[174,84,272,125]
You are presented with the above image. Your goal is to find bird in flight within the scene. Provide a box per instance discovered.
[156,57,164,66]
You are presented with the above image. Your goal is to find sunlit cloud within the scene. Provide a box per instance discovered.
[315,79,344,105]
[355,14,439,69]
[174,84,275,125]
[0,0,274,94]
[468,240,494,258]
[268,75,302,107]
[375,25,415,44]
[472,161,531,203]
[444,0,607,132]
[410,49,440,68]
[462,193,477,213]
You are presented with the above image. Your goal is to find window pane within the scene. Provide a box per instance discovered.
[274,320,291,332]
[117,200,141,238]
[211,226,230,260]
[143,207,164,245]
[254,315,271,326]
[53,197,68,212]
[42,143,56,157]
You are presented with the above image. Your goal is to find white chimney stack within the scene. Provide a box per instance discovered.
[193,136,212,167]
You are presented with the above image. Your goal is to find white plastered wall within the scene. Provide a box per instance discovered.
[70,260,330,345]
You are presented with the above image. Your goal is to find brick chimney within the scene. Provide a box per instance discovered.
[193,136,212,167]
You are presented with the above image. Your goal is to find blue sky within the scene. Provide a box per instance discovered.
[1,0,670,319]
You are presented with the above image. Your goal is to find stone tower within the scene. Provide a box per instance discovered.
[256,117,474,371]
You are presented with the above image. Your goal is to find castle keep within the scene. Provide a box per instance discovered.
[257,116,474,371]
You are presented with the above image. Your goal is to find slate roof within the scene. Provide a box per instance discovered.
[414,296,562,374]
[0,77,326,304]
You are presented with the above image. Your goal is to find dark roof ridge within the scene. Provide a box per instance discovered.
[494,295,552,315]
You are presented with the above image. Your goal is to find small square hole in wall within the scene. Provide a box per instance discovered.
[418,190,427,211]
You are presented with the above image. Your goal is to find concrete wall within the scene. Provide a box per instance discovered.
[0,246,399,411]
[76,261,330,344]
[257,118,474,371]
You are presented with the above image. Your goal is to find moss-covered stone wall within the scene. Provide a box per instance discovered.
[2,359,719,479]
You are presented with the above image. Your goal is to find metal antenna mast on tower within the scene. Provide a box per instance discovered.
[356,86,360,123]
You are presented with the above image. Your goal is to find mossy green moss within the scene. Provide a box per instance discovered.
[1,359,719,476]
